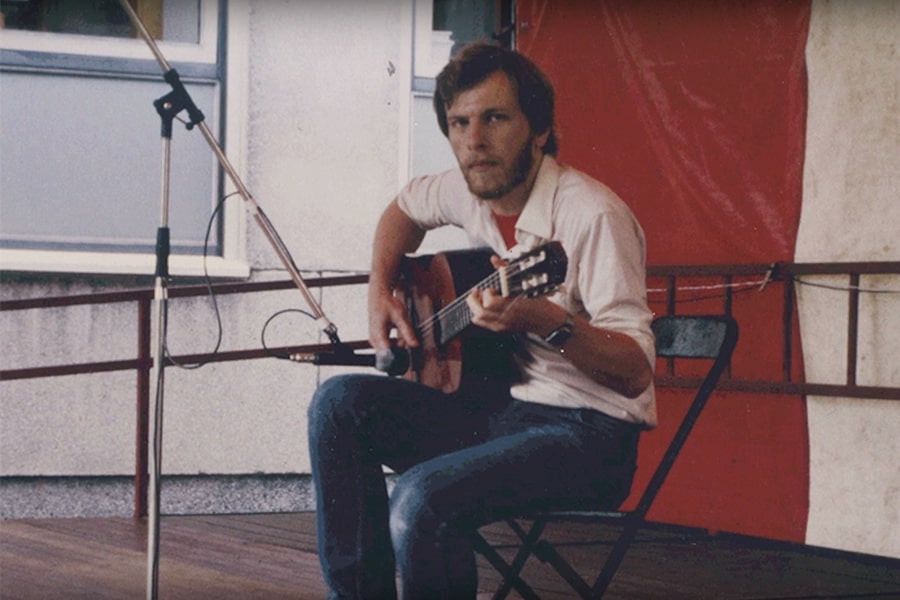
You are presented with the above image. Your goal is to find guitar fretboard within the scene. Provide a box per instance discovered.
[421,269,505,346]
[413,243,564,349]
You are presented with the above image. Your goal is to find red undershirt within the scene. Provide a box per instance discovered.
[492,212,518,250]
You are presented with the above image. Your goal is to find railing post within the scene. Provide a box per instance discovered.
[135,297,152,519]
[723,275,733,378]
[665,275,677,376]
[782,272,794,383]
[847,272,860,387]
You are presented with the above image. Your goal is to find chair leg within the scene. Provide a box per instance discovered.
[589,517,642,598]
[532,539,593,599]
[471,528,543,600]
[478,517,643,599]
[474,517,556,600]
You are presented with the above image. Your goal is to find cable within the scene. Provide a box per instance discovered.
[260,308,318,360]
[646,272,900,306]
[157,192,356,370]
[162,192,236,369]
[791,277,900,295]
[647,278,768,295]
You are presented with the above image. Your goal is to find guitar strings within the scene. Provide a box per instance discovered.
[413,262,529,344]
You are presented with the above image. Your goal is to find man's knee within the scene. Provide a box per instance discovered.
[307,374,375,439]
[389,470,439,548]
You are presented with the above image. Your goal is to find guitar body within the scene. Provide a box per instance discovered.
[397,248,515,394]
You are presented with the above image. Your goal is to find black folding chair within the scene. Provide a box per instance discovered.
[473,314,739,599]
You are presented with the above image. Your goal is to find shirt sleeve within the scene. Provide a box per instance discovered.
[396,171,466,230]
[576,206,656,366]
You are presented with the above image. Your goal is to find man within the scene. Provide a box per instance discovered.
[308,42,655,599]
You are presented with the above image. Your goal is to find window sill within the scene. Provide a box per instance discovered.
[0,249,250,280]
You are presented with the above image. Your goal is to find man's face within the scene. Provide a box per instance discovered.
[445,71,547,206]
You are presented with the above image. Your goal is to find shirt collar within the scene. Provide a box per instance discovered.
[514,155,559,242]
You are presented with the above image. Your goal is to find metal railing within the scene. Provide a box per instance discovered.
[2,261,898,517]
[1,273,368,518]
[646,261,900,401]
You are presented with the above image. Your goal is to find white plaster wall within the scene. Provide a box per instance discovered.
[796,0,900,558]
[1,284,147,475]
[245,0,408,273]
[0,1,409,477]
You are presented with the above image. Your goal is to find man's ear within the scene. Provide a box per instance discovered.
[535,129,551,152]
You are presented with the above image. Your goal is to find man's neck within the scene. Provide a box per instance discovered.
[487,154,544,216]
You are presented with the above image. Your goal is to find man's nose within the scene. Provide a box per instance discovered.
[466,121,486,148]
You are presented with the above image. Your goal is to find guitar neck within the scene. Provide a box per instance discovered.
[423,271,502,346]
[412,242,565,347]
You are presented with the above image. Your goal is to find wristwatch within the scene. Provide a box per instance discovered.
[543,312,574,347]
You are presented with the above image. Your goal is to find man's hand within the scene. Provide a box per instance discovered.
[368,288,419,352]
[466,254,652,398]
[466,255,554,334]
[367,199,427,352]
[466,286,531,333]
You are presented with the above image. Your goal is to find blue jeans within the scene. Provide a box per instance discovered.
[307,373,640,599]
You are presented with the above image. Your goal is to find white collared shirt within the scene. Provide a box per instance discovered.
[396,156,657,427]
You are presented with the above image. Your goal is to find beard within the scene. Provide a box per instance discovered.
[463,138,535,200]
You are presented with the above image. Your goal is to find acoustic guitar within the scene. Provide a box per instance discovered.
[394,241,567,393]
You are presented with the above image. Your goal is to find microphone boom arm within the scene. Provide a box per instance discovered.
[118,0,340,344]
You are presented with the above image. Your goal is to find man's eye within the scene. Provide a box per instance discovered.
[488,113,508,122]
[449,119,468,128]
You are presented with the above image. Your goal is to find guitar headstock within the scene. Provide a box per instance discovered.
[497,241,568,298]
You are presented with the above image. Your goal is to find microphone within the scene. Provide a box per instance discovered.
[289,345,409,376]
[374,346,410,376]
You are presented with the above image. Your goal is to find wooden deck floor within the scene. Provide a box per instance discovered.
[1,512,898,599]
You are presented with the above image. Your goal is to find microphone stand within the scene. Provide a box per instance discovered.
[115,2,342,599]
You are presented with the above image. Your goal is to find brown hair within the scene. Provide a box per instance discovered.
[434,41,558,156]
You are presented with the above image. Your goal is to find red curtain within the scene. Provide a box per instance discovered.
[517,0,811,541]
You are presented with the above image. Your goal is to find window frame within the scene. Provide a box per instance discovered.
[0,0,250,278]
[0,0,219,64]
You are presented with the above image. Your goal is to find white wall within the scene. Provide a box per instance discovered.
[0,0,411,477]
[244,0,411,273]
[797,0,900,558]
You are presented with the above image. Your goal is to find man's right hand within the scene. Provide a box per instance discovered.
[368,288,419,352]
[368,199,427,352]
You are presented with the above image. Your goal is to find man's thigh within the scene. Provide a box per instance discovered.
[390,414,623,528]
[321,374,501,472]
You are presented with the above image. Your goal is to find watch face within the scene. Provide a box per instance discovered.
[544,315,574,347]
[546,330,570,347]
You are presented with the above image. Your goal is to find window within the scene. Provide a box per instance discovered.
[0,0,248,277]
[1,0,197,43]
[409,0,513,177]
[406,0,512,252]
[413,0,509,80]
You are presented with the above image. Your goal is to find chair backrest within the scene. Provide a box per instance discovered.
[653,314,738,361]
[651,315,738,405]
[632,315,739,518]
